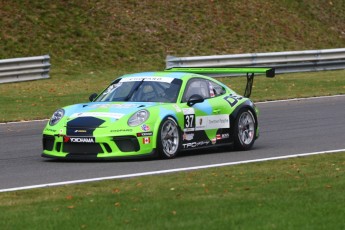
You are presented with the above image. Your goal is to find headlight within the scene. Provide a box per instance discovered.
[128,110,149,127]
[49,109,65,126]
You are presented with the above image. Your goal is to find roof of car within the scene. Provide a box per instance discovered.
[120,71,203,80]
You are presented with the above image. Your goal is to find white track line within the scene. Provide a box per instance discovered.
[256,94,345,104]
[1,148,344,193]
[0,119,48,125]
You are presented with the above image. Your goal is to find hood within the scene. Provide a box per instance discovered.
[64,102,158,128]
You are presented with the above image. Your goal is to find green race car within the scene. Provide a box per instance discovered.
[42,67,274,160]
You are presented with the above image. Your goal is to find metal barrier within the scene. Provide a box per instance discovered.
[166,48,345,75]
[0,55,50,83]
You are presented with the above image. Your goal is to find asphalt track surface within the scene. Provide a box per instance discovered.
[1,95,345,191]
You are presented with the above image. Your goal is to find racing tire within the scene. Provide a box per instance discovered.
[157,117,180,159]
[234,108,256,151]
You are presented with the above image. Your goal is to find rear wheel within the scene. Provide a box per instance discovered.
[157,117,180,159]
[234,109,256,151]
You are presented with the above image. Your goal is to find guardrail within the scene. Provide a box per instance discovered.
[166,48,345,75]
[0,55,50,83]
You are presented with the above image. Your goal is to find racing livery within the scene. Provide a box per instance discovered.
[42,67,274,160]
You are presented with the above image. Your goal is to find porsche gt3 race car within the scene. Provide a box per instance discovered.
[42,67,274,160]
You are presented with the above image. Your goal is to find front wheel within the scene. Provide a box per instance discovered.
[234,109,256,151]
[157,117,180,159]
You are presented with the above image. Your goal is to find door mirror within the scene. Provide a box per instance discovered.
[187,94,204,107]
[89,93,98,102]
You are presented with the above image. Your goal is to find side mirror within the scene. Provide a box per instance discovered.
[187,94,204,107]
[89,93,98,102]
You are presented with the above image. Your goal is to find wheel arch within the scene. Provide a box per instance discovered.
[229,100,258,140]
[230,100,258,124]
[152,113,181,148]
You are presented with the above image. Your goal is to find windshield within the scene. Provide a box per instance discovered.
[95,77,182,103]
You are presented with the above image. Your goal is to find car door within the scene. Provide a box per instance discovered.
[180,78,230,149]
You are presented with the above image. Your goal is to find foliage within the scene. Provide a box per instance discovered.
[0,0,344,72]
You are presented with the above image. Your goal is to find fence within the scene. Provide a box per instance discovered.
[2,49,344,83]
[0,55,50,83]
[166,48,345,75]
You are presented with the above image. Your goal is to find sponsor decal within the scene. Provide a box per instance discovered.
[173,104,182,112]
[111,129,133,133]
[141,124,150,131]
[184,114,195,129]
[195,115,230,130]
[182,140,210,149]
[143,137,151,144]
[183,109,195,132]
[137,132,153,137]
[45,128,57,132]
[120,77,174,83]
[211,138,217,145]
[182,108,195,115]
[183,132,194,141]
[74,129,87,133]
[216,134,222,140]
[224,94,243,107]
[70,112,124,119]
[63,136,95,143]
[222,133,230,139]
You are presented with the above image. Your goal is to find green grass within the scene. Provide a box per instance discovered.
[1,152,344,229]
[1,1,344,71]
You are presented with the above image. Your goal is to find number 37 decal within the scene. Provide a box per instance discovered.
[184,114,195,128]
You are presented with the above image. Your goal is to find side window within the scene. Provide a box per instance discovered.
[182,79,210,102]
[208,80,226,97]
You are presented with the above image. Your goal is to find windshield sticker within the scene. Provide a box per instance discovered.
[103,83,122,95]
[120,77,174,83]
[70,112,124,119]
[89,104,137,109]
[209,82,215,97]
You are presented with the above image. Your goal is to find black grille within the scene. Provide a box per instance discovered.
[113,136,140,152]
[63,143,103,154]
[43,135,54,151]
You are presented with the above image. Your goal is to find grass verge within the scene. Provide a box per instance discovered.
[0,152,344,229]
[1,69,345,123]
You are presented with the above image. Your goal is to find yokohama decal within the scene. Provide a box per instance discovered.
[63,136,95,143]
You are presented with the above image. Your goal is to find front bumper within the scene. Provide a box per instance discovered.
[42,134,156,160]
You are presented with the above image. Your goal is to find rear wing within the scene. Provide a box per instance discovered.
[164,67,275,98]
